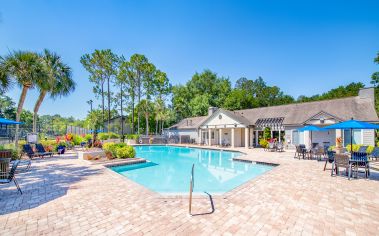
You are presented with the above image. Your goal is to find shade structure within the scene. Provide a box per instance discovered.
[324,119,379,154]
[324,119,379,130]
[297,125,326,132]
[0,117,23,125]
[298,125,326,148]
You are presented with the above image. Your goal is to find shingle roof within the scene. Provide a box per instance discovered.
[170,95,378,129]
[169,115,208,129]
[234,96,378,125]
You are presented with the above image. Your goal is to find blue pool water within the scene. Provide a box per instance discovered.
[111,145,273,194]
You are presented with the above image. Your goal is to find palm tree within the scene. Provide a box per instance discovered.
[139,99,153,135]
[33,49,74,132]
[0,56,12,92]
[1,51,43,145]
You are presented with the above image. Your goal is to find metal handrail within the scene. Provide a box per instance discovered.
[189,163,194,215]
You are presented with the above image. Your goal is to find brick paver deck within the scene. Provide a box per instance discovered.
[1,147,379,235]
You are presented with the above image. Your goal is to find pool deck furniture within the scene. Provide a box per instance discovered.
[0,160,22,194]
[350,152,370,178]
[35,144,53,158]
[369,147,379,160]
[294,145,306,159]
[324,150,335,171]
[331,154,352,179]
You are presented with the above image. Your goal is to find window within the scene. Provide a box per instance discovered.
[344,129,362,146]
[292,130,299,145]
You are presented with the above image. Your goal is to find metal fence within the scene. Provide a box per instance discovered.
[66,126,90,135]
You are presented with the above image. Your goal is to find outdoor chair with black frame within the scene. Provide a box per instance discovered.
[350,152,370,179]
[35,144,53,157]
[369,147,379,160]
[0,160,22,194]
[312,146,325,161]
[331,154,352,179]
[294,144,306,159]
[324,150,335,171]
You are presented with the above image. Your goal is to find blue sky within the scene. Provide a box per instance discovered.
[1,0,378,119]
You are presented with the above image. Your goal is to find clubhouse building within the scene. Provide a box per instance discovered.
[166,88,378,149]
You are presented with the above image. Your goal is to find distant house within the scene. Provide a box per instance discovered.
[166,88,378,148]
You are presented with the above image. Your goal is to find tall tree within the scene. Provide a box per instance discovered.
[370,51,379,113]
[81,49,118,132]
[129,54,148,134]
[33,49,75,132]
[1,51,43,146]
[137,99,153,135]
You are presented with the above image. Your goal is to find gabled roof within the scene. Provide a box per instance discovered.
[234,96,378,125]
[169,95,379,129]
[168,115,208,130]
[200,108,251,127]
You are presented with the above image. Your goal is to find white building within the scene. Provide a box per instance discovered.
[167,88,378,149]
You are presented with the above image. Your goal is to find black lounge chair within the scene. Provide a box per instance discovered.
[35,144,53,158]
[22,144,39,159]
[0,160,22,194]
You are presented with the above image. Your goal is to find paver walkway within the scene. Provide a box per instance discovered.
[0,148,379,235]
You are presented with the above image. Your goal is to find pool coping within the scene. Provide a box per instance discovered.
[105,144,280,199]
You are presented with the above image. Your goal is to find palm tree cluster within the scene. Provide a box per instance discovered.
[80,50,172,136]
[0,50,75,145]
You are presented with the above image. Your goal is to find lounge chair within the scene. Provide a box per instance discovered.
[35,144,53,158]
[332,154,352,179]
[324,151,335,171]
[0,160,22,194]
[22,144,39,159]
[369,147,379,160]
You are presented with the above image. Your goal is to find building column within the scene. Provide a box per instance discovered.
[231,128,235,148]
[279,130,281,142]
[336,129,342,147]
[255,130,258,147]
[219,128,222,146]
[208,128,212,146]
[271,130,273,139]
[245,127,249,149]
[198,129,202,145]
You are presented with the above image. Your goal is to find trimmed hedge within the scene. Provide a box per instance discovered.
[103,142,135,158]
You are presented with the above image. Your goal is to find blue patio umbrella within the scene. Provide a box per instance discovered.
[0,117,23,125]
[298,125,326,148]
[324,119,379,153]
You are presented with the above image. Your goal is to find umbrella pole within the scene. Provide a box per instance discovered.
[350,128,353,155]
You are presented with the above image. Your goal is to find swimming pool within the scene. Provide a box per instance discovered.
[111,145,273,194]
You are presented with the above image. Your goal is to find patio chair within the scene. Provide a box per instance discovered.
[312,146,324,161]
[332,154,352,179]
[324,150,335,171]
[276,142,284,152]
[268,142,276,152]
[351,152,369,178]
[0,160,22,194]
[294,144,306,159]
[369,147,379,160]
[357,146,368,153]
[35,144,53,158]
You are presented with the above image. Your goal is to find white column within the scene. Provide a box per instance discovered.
[231,128,235,148]
[208,128,212,146]
[199,129,202,145]
[279,130,281,142]
[336,129,342,147]
[245,127,249,149]
[219,128,222,145]
[271,130,273,139]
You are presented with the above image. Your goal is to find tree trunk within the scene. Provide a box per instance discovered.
[131,95,135,134]
[161,118,164,135]
[120,83,124,141]
[15,85,29,147]
[155,118,158,134]
[145,113,149,135]
[107,77,111,134]
[33,90,47,133]
[137,71,141,134]
[101,81,105,131]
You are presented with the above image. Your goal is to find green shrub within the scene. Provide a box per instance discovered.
[259,139,269,148]
[1,143,21,160]
[84,134,92,141]
[126,134,140,141]
[98,133,109,140]
[72,134,84,145]
[115,146,135,159]
[109,132,120,139]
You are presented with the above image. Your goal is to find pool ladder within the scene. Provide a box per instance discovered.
[189,164,194,215]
